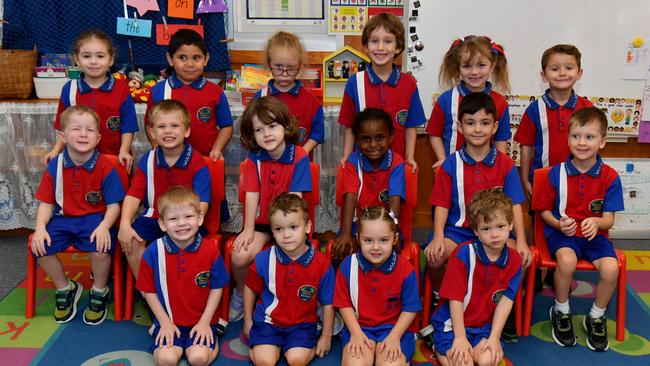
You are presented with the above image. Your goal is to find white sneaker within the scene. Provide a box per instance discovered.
[317,305,345,336]
[229,288,244,322]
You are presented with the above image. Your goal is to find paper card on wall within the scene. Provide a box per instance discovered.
[168,0,194,19]
[127,0,160,17]
[197,0,227,14]
[116,17,153,38]
[156,24,204,45]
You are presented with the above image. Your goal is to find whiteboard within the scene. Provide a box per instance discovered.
[410,0,650,117]
[604,158,650,239]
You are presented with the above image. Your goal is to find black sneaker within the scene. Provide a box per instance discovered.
[54,280,83,323]
[83,288,110,325]
[549,306,576,347]
[584,314,609,352]
[501,311,518,343]
[417,324,435,349]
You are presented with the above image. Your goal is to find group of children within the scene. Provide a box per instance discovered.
[30,10,624,366]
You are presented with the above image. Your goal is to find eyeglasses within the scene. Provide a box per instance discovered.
[270,66,300,76]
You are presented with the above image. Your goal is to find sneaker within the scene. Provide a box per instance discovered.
[549,306,576,347]
[83,288,110,325]
[316,306,345,336]
[584,314,609,352]
[417,324,435,349]
[501,311,519,343]
[229,288,244,322]
[54,280,83,323]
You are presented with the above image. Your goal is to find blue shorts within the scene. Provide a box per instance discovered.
[433,322,492,356]
[36,213,117,257]
[248,321,317,353]
[341,324,416,361]
[149,320,219,352]
[134,215,207,243]
[546,231,616,262]
[422,226,477,249]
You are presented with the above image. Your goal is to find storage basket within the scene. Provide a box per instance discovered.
[0,49,37,99]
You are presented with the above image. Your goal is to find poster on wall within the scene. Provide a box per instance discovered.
[328,0,404,35]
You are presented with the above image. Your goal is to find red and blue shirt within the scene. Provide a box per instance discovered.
[239,144,312,225]
[36,149,125,217]
[55,73,138,155]
[127,143,211,219]
[534,156,624,238]
[514,90,593,180]
[136,234,228,327]
[432,242,522,329]
[254,80,324,146]
[334,250,421,328]
[425,81,511,156]
[246,242,334,327]
[147,74,233,156]
[338,64,426,158]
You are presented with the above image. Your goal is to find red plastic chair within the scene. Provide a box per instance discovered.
[522,167,626,341]
[26,155,128,321]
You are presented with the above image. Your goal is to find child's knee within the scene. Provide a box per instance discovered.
[231,250,254,268]
[598,258,619,281]
[285,348,312,366]
[153,347,182,366]
[555,249,577,271]
[186,346,214,366]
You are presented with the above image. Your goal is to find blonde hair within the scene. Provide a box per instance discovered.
[468,188,513,230]
[239,96,299,151]
[148,99,191,129]
[263,31,305,70]
[157,186,201,219]
[60,105,101,131]
[357,206,400,250]
[439,35,510,93]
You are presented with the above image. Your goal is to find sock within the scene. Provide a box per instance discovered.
[589,303,606,319]
[91,286,108,294]
[554,299,570,314]
[232,288,243,302]
[433,290,440,300]
[57,280,72,292]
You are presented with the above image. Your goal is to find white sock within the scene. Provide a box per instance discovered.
[589,303,606,319]
[57,280,71,292]
[91,286,108,294]
[554,299,570,314]
[233,288,243,301]
[433,290,440,300]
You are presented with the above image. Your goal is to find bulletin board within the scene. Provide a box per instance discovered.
[603,158,650,239]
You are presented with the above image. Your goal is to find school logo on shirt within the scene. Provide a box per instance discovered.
[492,289,506,304]
[195,271,210,288]
[386,294,401,312]
[298,285,316,301]
[85,191,102,205]
[106,116,120,131]
[298,127,307,143]
[379,189,389,205]
[590,199,604,213]
[396,109,408,126]
[197,107,212,123]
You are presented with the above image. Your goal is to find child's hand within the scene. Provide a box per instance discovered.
[233,229,254,253]
[516,240,532,268]
[432,160,443,169]
[42,149,58,166]
[31,228,51,257]
[243,318,252,339]
[156,322,180,348]
[90,223,112,253]
[118,150,134,172]
[377,334,403,362]
[448,336,473,366]
[315,333,332,358]
[190,321,214,347]
[559,216,577,237]
[210,148,223,161]
[339,155,348,168]
[346,332,373,359]
[332,233,356,260]
[118,225,143,255]
[479,336,503,366]
[425,236,445,265]
[581,217,599,241]
[406,159,418,174]
[523,180,533,202]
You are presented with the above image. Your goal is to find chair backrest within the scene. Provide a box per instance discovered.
[203,158,225,237]
[532,167,552,260]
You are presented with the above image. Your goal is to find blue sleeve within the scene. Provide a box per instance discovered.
[210,254,229,289]
[603,176,625,212]
[401,271,422,312]
[309,106,325,144]
[405,87,426,127]
[215,92,234,128]
[119,95,139,133]
[494,105,512,141]
[388,162,406,201]
[344,76,361,113]
[317,265,335,305]
[503,266,522,301]
[289,156,312,192]
[253,90,262,100]
[503,166,525,204]
[150,81,165,103]
[102,168,126,204]
[193,166,212,203]
[59,81,73,107]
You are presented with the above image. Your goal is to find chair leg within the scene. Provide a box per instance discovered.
[125,268,134,320]
[522,252,538,336]
[220,239,234,325]
[26,235,36,318]
[515,279,523,336]
[421,273,432,329]
[112,249,123,321]
[616,252,627,341]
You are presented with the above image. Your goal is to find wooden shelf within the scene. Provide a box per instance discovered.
[323,77,349,82]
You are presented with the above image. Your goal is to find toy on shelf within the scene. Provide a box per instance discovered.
[113,69,155,103]
[333,60,342,79]
[342,60,350,79]
[351,60,358,74]
[128,68,144,90]
[322,45,369,103]
[327,60,335,79]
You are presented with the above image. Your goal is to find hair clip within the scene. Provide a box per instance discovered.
[486,36,505,56]
[450,35,476,49]
[388,210,399,225]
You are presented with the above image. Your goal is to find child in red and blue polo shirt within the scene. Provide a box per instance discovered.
[32,105,125,326]
[119,100,211,280]
[137,186,228,366]
[432,189,522,366]
[534,107,624,352]
[244,193,334,365]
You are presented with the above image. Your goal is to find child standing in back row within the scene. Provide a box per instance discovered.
[338,12,426,172]
[426,35,511,166]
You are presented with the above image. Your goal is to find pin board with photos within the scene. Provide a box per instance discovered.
[328,0,405,34]
[603,158,650,238]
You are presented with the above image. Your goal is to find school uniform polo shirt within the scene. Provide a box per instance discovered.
[425,81,511,156]
[338,64,426,158]
[246,243,334,327]
[534,156,624,238]
[343,149,406,216]
[514,90,593,179]
[36,149,125,216]
[239,144,312,225]
[148,74,233,157]
[430,146,525,228]
[55,73,138,156]
[432,242,522,329]
[254,80,325,145]
[334,250,421,328]
[127,143,211,219]
[136,234,228,327]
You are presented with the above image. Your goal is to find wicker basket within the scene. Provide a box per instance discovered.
[0,49,37,99]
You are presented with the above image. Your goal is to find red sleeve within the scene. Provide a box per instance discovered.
[429,167,452,207]
[333,268,352,309]
[135,257,156,293]
[126,167,147,200]
[513,112,537,146]
[425,102,445,137]
[35,171,55,204]
[239,158,261,194]
[532,172,557,212]
[338,92,356,128]
[439,249,468,302]
[245,260,264,293]
[53,99,66,131]
[341,161,361,195]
